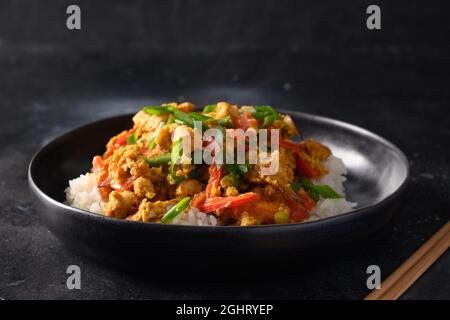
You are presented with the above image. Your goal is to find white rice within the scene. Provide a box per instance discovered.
[308,155,357,221]
[65,155,356,225]
[171,207,218,226]
[64,173,104,214]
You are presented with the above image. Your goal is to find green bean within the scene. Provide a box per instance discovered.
[145,153,171,167]
[203,104,217,113]
[161,197,191,224]
[143,106,170,115]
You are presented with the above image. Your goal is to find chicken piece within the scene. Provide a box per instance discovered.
[137,198,179,222]
[105,190,138,219]
[302,139,331,162]
[108,145,150,184]
[176,102,195,112]
[147,167,167,183]
[248,147,302,203]
[239,212,260,226]
[151,183,169,201]
[213,102,238,119]
[132,110,168,133]
[246,147,296,187]
[262,148,296,184]
[175,179,202,197]
[155,123,178,150]
[126,211,143,222]
[133,177,156,199]
[215,103,230,118]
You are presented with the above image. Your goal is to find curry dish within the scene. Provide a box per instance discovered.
[66,102,354,226]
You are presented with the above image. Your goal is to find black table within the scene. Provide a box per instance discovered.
[1,0,449,299]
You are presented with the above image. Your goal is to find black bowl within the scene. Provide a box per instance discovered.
[28,111,409,270]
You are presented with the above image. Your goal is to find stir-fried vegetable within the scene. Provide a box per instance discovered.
[300,176,341,199]
[143,105,171,115]
[145,153,171,167]
[170,138,183,175]
[115,128,137,147]
[291,176,342,201]
[126,132,138,145]
[167,114,175,124]
[144,105,212,130]
[203,104,217,113]
[227,163,250,176]
[242,105,281,127]
[161,197,191,223]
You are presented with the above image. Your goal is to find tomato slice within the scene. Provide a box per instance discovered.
[194,192,260,213]
[205,163,224,197]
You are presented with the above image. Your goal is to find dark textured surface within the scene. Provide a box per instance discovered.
[1,0,450,300]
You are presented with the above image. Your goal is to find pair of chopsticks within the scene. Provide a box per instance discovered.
[365,220,450,300]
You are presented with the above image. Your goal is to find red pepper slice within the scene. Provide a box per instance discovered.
[116,128,138,147]
[295,156,318,180]
[194,192,260,213]
[205,163,224,197]
[92,156,106,173]
[104,128,138,158]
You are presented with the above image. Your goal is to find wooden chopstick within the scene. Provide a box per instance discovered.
[365,220,450,300]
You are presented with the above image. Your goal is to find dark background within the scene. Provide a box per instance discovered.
[1,0,449,299]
